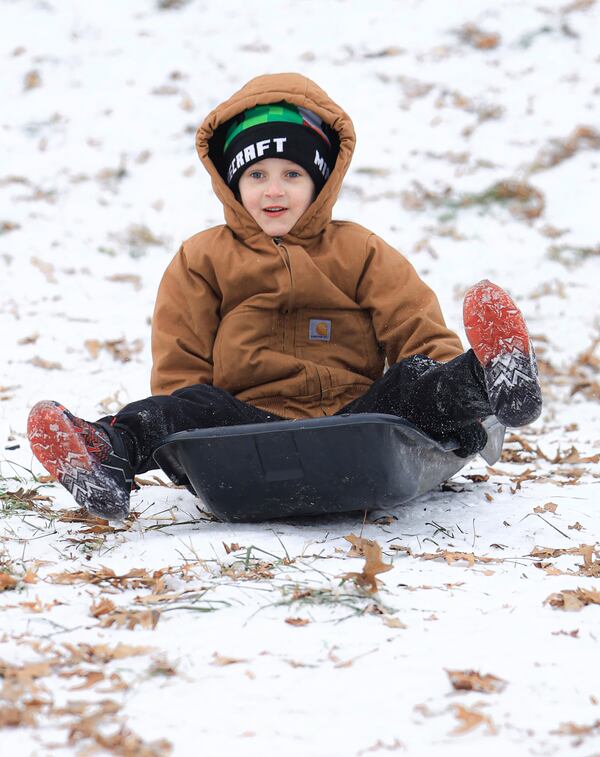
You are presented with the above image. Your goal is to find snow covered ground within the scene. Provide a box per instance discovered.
[1,0,599,754]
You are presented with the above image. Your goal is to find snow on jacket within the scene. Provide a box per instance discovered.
[150,72,463,419]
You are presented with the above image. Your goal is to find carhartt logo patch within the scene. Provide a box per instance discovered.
[309,319,331,342]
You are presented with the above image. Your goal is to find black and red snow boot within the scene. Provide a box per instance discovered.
[27,400,133,520]
[463,279,542,427]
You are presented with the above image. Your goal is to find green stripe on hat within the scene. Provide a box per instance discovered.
[224,103,303,151]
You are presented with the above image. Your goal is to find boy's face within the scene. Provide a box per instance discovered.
[238,158,315,237]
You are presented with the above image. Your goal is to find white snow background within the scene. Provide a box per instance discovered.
[1,0,599,755]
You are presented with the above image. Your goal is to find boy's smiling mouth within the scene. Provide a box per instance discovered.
[263,206,287,215]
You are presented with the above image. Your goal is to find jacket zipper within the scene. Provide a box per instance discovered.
[273,238,292,359]
[273,237,326,415]
[273,238,294,314]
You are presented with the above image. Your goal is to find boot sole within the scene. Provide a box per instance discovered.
[463,280,542,427]
[27,400,129,520]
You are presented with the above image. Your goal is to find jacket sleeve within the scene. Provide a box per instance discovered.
[356,234,464,364]
[150,244,221,395]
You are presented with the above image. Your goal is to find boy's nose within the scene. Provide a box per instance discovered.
[265,179,284,196]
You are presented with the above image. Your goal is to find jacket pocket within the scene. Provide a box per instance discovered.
[295,308,383,381]
[213,307,309,396]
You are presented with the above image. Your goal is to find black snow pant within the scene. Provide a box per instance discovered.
[97,350,492,479]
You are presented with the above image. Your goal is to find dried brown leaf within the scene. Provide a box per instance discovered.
[342,534,393,594]
[23,70,41,90]
[148,657,177,678]
[61,642,153,665]
[29,355,63,370]
[1,220,21,234]
[134,474,174,487]
[356,739,405,755]
[580,544,595,567]
[369,514,396,525]
[84,337,143,363]
[486,466,512,477]
[364,46,404,59]
[451,704,495,735]
[223,542,243,554]
[105,273,142,290]
[69,670,105,690]
[68,715,172,755]
[99,608,160,630]
[530,546,579,559]
[17,333,38,345]
[0,660,53,681]
[531,125,600,173]
[152,84,180,96]
[221,561,274,580]
[459,23,501,49]
[135,590,186,605]
[90,597,117,618]
[534,561,565,576]
[389,543,413,556]
[30,256,57,283]
[417,550,497,567]
[446,669,507,693]
[577,544,600,577]
[211,652,247,666]
[344,533,373,557]
[539,444,600,465]
[505,433,536,452]
[49,565,159,590]
[545,588,600,611]
[552,718,600,736]
[0,573,18,591]
[285,617,310,626]
[562,0,596,12]
[19,598,62,613]
[460,180,544,220]
[382,616,407,629]
[0,704,36,727]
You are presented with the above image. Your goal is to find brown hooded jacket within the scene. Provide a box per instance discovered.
[150,73,463,418]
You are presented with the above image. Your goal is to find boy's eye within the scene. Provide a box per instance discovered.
[287,171,301,178]
[249,171,264,179]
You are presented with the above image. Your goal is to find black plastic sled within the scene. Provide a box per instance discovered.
[153,413,505,522]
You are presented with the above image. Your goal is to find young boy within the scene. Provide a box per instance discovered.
[27,73,542,521]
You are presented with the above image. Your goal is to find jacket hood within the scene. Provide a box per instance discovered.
[195,73,356,243]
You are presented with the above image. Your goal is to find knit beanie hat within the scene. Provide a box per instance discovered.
[222,102,333,195]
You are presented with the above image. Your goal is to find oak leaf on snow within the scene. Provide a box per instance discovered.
[341,534,393,594]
